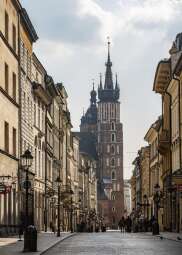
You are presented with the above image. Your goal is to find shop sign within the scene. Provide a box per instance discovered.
[0,183,6,194]
[178,185,182,192]
[23,180,31,189]
[0,183,11,194]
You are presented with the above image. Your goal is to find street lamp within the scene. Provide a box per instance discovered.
[153,183,161,235]
[70,189,74,233]
[20,149,33,228]
[55,176,62,237]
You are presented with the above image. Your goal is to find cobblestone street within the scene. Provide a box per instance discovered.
[44,231,182,255]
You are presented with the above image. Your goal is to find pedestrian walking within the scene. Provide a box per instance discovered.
[126,216,132,233]
[18,224,24,241]
[118,216,125,233]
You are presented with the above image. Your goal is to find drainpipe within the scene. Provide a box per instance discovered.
[17,9,21,228]
[173,75,181,233]
[165,90,172,231]
[44,106,48,232]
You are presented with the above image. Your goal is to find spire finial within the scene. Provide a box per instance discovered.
[107,36,111,61]
[92,79,95,90]
[115,73,118,89]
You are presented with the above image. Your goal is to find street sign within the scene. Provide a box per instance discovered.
[23,180,31,189]
[178,185,182,192]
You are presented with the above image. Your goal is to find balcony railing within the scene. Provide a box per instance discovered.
[158,130,170,155]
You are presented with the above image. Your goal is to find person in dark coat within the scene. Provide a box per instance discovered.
[126,216,132,233]
[18,224,24,241]
[118,216,125,233]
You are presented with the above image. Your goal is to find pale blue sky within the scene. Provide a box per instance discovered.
[22,0,182,178]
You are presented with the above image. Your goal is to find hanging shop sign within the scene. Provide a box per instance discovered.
[23,180,31,189]
[0,183,6,194]
[0,183,11,194]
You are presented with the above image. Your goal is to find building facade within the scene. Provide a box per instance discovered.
[0,0,20,235]
[124,180,131,215]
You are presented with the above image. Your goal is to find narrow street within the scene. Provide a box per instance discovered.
[44,231,182,255]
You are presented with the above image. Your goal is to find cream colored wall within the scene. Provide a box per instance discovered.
[0,39,19,103]
[0,0,19,55]
[168,79,180,172]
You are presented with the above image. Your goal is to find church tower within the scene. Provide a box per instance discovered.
[97,40,124,228]
[80,82,97,133]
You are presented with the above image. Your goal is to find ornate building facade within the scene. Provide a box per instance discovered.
[80,41,124,228]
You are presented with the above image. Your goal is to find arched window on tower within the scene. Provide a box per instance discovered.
[111,170,116,180]
[111,122,115,130]
[111,145,115,154]
[111,158,115,166]
[111,133,116,142]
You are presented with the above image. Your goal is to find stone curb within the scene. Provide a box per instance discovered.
[40,233,76,255]
[157,235,182,244]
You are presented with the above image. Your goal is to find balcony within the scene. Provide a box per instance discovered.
[153,60,171,94]
[61,185,74,200]
[158,130,170,155]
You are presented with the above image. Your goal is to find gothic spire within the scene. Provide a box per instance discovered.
[99,73,103,89]
[104,37,113,90]
[90,80,96,105]
[115,73,119,90]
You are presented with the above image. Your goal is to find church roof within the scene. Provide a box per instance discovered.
[73,132,98,160]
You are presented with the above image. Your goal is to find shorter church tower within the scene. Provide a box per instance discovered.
[80,83,97,133]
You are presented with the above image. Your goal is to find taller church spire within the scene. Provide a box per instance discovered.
[98,38,120,102]
[104,38,113,90]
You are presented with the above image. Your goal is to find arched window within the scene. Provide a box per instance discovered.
[111,122,115,130]
[111,133,115,142]
[111,171,116,180]
[111,158,115,166]
[111,145,115,154]
[111,194,116,200]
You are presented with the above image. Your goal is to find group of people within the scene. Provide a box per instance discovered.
[118,216,132,233]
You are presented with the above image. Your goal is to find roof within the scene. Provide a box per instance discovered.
[20,8,38,42]
[153,59,171,94]
[73,132,98,160]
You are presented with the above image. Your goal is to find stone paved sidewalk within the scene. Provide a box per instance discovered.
[145,232,182,242]
[0,232,75,255]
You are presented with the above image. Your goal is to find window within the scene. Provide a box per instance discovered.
[117,145,119,154]
[111,171,116,180]
[35,148,37,175]
[111,158,115,166]
[118,158,120,166]
[34,103,36,126]
[107,145,110,153]
[111,122,115,130]
[4,121,9,153]
[112,207,115,212]
[12,72,16,101]
[5,11,9,41]
[106,158,109,166]
[5,63,9,93]
[111,145,115,154]
[111,194,116,200]
[12,24,16,52]
[38,151,41,177]
[111,133,115,142]
[12,128,16,156]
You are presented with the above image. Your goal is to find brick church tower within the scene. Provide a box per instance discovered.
[97,40,124,228]
[79,41,124,228]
